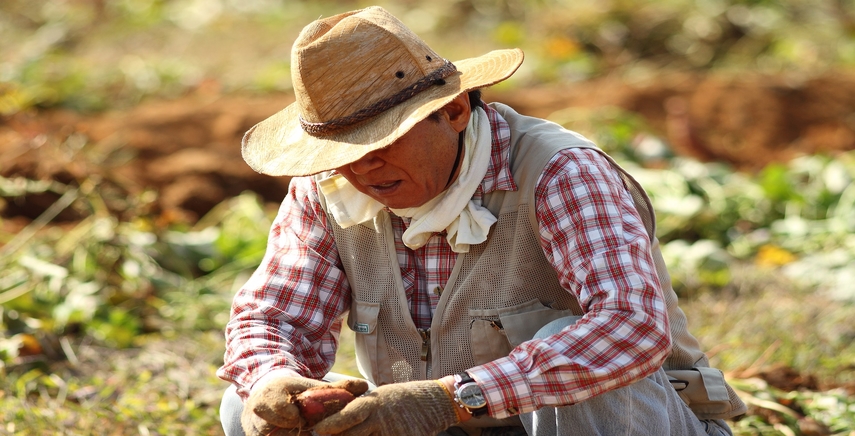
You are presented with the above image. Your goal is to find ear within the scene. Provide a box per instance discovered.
[441,92,472,133]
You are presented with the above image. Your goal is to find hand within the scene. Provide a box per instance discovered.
[313,380,460,436]
[241,376,368,436]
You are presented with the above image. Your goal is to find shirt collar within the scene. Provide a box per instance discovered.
[479,103,517,196]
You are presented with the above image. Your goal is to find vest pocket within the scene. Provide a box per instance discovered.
[497,299,579,347]
[666,367,740,419]
[467,299,580,365]
[469,316,513,366]
[347,300,389,385]
[347,299,379,334]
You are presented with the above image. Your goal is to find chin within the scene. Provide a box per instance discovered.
[382,198,424,210]
[382,201,413,209]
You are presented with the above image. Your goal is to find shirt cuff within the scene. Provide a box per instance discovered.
[466,357,535,419]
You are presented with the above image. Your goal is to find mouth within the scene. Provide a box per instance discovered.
[366,180,401,196]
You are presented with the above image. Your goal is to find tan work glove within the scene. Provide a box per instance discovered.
[313,380,461,436]
[241,376,369,436]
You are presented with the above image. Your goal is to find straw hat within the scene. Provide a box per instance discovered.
[241,6,524,177]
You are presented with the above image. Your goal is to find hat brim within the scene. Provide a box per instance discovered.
[241,48,524,177]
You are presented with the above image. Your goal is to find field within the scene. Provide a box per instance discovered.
[2,0,855,435]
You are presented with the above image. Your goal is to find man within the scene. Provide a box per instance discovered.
[217,6,746,436]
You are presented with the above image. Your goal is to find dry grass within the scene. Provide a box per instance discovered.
[682,265,855,388]
[4,276,854,435]
[1,331,226,435]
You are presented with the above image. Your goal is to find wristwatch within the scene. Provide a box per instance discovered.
[453,372,488,417]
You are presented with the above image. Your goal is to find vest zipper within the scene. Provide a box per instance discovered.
[418,328,430,361]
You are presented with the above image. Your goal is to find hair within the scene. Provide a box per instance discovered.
[426,89,483,122]
[468,89,484,110]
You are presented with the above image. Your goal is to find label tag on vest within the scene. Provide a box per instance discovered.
[354,323,370,333]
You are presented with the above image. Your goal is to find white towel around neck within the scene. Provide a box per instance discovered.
[317,106,497,253]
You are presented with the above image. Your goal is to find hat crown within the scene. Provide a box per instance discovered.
[241,5,522,177]
[292,7,447,126]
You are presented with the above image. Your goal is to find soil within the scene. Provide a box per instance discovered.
[3,70,855,228]
[4,72,855,429]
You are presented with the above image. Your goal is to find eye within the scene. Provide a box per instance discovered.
[395,71,405,79]
[426,55,432,61]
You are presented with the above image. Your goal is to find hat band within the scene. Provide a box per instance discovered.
[299,60,458,136]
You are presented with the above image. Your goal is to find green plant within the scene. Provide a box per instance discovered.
[1,181,271,356]
[3,0,854,115]
[3,2,855,434]
[554,106,855,298]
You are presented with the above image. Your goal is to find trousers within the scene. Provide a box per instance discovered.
[517,366,732,436]
[219,366,732,436]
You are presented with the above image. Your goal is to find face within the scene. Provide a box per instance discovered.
[335,94,471,209]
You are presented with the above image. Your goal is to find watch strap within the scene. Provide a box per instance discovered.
[456,372,476,385]
[454,372,489,417]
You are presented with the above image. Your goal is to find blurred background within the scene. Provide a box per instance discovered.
[2,1,855,434]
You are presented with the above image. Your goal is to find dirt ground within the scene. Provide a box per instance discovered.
[3,70,855,227]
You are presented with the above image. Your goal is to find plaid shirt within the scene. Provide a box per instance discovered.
[218,105,670,418]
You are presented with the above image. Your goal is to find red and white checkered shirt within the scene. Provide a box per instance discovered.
[218,105,670,418]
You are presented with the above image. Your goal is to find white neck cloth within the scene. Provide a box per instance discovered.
[317,107,497,253]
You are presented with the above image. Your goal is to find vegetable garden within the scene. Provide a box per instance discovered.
[2,0,855,434]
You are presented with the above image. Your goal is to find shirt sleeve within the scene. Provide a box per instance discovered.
[467,148,671,418]
[216,176,352,399]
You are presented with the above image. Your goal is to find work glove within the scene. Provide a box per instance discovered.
[313,380,461,436]
[241,376,369,436]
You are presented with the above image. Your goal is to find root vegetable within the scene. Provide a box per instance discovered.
[295,387,358,427]
[251,378,369,430]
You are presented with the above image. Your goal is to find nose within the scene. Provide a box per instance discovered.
[348,150,384,175]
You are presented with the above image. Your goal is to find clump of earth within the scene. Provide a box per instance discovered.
[3,71,854,228]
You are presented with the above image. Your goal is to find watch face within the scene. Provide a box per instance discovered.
[458,383,487,408]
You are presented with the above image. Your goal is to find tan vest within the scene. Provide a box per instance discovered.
[316,103,745,420]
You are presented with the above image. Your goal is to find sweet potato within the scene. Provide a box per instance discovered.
[252,378,369,429]
[295,387,357,427]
